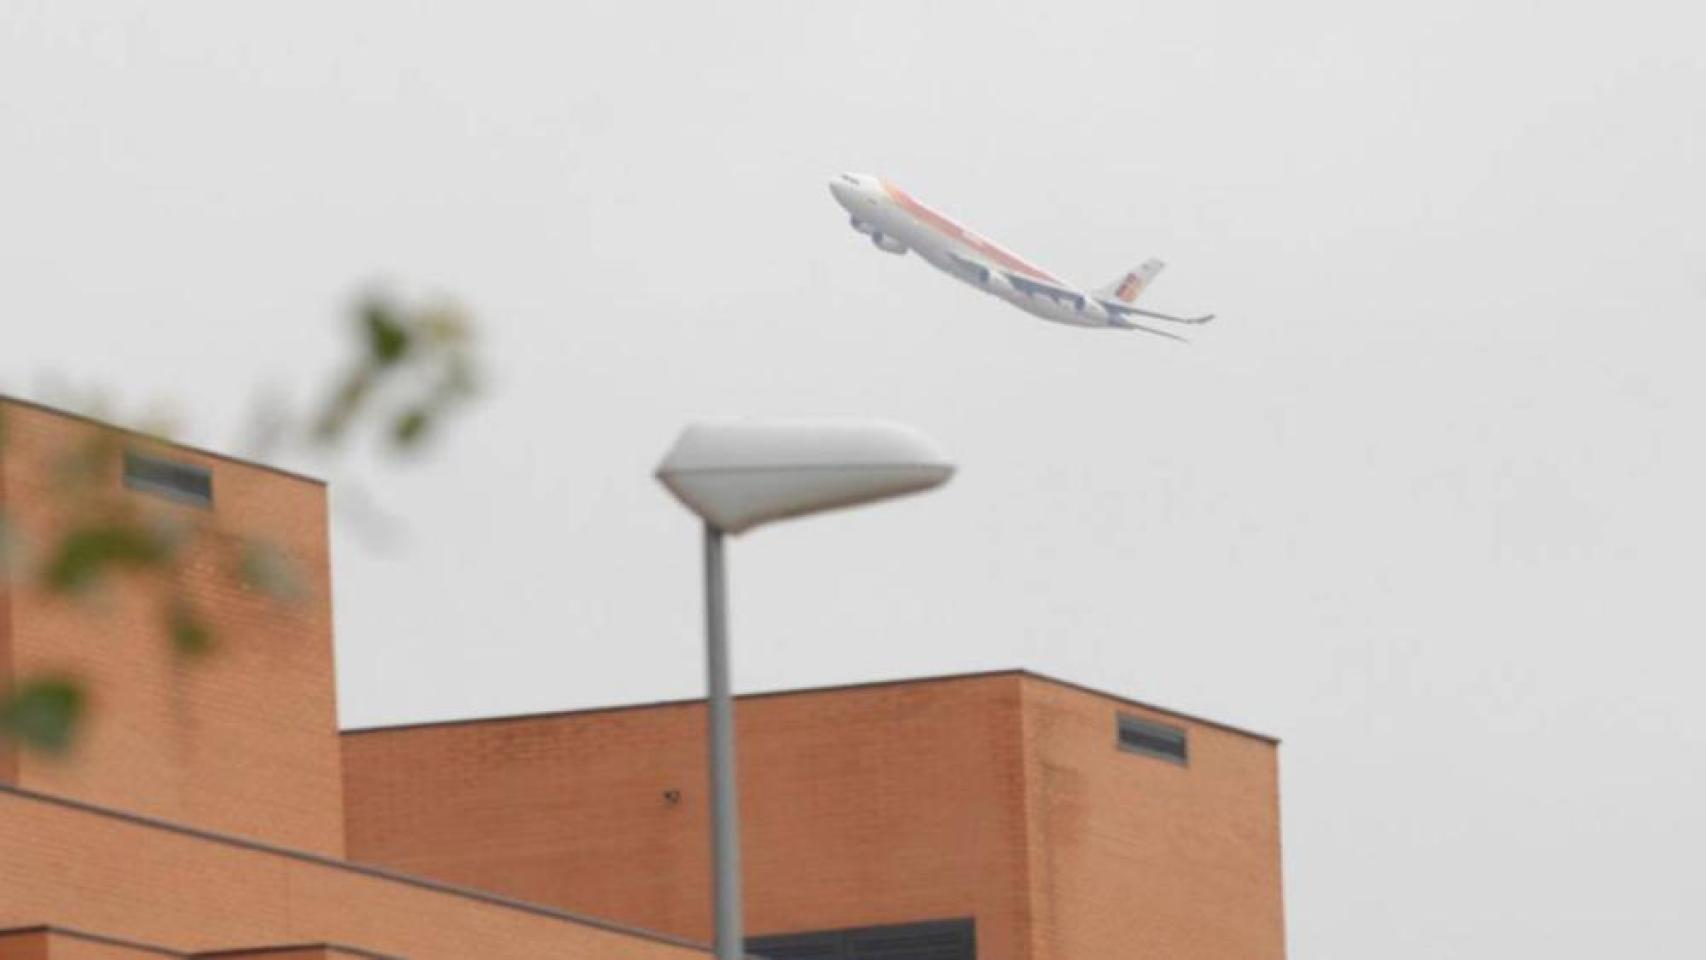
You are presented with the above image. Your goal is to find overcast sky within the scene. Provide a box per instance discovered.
[5,2,1704,956]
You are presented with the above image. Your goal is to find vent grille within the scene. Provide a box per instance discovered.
[1117,713,1188,765]
[751,919,974,960]
[124,451,213,508]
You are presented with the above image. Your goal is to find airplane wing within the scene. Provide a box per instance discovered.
[948,252,1086,308]
[1009,273,1193,340]
[945,251,992,286]
[1001,272,1086,310]
[948,251,1197,340]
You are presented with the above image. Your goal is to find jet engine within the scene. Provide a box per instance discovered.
[871,232,907,254]
[849,217,877,235]
[983,272,1014,296]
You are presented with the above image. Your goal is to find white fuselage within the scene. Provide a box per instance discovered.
[828,173,1112,328]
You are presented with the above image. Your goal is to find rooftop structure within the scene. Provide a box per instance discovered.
[345,670,1285,960]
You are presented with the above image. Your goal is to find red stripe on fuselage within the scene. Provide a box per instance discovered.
[882,181,1062,284]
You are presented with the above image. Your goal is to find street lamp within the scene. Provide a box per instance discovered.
[655,419,954,960]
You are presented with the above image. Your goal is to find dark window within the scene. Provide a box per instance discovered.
[1117,713,1188,765]
[123,451,213,508]
[750,918,974,960]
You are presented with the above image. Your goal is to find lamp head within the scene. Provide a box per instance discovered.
[655,419,954,534]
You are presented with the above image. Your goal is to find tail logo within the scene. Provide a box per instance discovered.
[1115,273,1143,302]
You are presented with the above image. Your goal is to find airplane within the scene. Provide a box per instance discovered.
[828,173,1213,340]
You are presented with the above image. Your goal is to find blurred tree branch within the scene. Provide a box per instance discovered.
[0,291,481,754]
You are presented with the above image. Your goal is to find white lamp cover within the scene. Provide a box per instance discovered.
[655,420,954,534]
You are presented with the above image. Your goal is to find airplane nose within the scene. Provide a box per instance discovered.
[828,177,852,204]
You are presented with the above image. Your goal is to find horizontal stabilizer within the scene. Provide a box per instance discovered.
[1110,317,1189,342]
[1124,306,1215,325]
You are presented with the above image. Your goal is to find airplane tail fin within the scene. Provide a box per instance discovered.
[1096,258,1166,304]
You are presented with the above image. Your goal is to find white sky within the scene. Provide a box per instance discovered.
[4,2,1704,956]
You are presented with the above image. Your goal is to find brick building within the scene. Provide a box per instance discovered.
[0,399,1285,959]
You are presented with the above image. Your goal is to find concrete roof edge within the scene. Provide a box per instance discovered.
[0,785,711,955]
[1012,670,1281,745]
[194,943,406,960]
[341,667,1280,746]
[0,394,327,487]
[0,923,188,957]
[0,924,412,960]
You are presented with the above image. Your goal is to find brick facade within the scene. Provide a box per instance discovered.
[344,675,1036,956]
[1019,677,1286,960]
[0,400,344,856]
[344,673,1287,960]
[0,787,704,960]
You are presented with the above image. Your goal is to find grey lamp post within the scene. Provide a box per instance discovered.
[655,419,954,960]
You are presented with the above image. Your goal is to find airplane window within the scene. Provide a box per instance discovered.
[839,174,860,185]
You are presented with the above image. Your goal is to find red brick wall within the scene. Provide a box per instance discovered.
[0,928,174,960]
[1019,677,1286,960]
[0,930,48,960]
[0,788,706,960]
[345,673,1287,960]
[343,675,1035,959]
[0,401,345,855]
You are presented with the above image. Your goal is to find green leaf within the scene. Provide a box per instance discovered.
[311,369,374,446]
[169,603,215,656]
[238,540,306,602]
[391,408,432,448]
[419,307,469,345]
[42,523,172,593]
[0,678,86,754]
[362,301,412,366]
